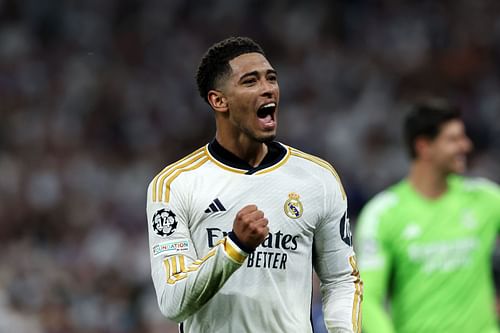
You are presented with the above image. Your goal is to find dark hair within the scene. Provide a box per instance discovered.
[404,99,462,159]
[196,36,265,103]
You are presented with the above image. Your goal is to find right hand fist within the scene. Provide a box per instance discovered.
[232,205,269,250]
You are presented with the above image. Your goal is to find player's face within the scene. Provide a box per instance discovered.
[222,53,279,143]
[428,119,472,174]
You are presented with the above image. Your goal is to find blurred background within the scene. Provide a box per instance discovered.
[1,0,500,332]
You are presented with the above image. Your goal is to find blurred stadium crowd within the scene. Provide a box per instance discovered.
[1,0,500,332]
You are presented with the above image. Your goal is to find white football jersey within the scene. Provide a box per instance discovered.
[147,140,362,333]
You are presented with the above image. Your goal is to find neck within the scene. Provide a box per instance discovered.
[215,132,268,167]
[408,160,448,199]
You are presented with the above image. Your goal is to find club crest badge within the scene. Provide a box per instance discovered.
[284,192,303,219]
[152,208,178,237]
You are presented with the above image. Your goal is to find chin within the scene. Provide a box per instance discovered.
[450,163,467,174]
[258,134,276,143]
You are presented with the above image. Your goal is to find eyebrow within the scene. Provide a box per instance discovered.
[239,69,277,82]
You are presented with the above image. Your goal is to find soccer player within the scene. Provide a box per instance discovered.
[146,37,362,332]
[356,99,500,333]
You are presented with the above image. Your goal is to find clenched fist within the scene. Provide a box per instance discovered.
[232,205,269,251]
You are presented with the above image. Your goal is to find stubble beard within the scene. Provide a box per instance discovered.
[257,133,276,143]
[250,130,277,144]
[239,123,277,144]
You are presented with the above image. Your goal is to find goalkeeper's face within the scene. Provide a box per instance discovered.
[221,52,280,143]
[427,119,472,174]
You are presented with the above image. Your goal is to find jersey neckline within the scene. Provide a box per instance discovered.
[206,139,289,175]
[400,175,461,204]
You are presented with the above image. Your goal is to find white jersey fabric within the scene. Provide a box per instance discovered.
[147,140,362,333]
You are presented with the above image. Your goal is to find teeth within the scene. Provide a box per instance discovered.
[262,102,276,109]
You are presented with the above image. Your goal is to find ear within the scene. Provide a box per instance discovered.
[414,136,432,159]
[207,90,228,113]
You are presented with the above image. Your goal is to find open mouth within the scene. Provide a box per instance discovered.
[257,102,276,119]
[256,102,277,130]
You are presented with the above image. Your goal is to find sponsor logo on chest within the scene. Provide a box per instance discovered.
[207,228,300,270]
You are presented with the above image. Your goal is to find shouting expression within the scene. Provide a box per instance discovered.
[219,52,279,143]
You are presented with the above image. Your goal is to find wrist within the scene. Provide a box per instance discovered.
[228,231,256,253]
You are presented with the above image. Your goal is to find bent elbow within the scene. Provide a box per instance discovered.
[157,293,190,323]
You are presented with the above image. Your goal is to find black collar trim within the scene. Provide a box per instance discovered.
[207,139,287,175]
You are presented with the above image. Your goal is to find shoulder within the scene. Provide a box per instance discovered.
[285,144,346,198]
[359,188,400,219]
[148,145,210,202]
[286,145,341,177]
[357,182,404,233]
[454,175,500,199]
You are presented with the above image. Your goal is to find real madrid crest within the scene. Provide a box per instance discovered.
[284,192,303,219]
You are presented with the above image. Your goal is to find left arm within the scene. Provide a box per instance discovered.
[313,175,363,333]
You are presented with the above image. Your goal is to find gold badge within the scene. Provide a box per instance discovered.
[284,192,303,219]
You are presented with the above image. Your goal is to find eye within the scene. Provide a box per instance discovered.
[242,77,257,85]
[267,74,277,82]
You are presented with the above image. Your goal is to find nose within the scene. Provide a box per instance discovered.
[462,136,473,153]
[260,78,278,98]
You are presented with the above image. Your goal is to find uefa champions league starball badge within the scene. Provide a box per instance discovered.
[284,192,303,219]
[152,208,178,237]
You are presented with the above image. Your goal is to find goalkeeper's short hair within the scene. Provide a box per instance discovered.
[404,98,462,159]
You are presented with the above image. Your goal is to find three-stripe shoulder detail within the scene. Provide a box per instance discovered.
[151,146,209,203]
[289,148,346,199]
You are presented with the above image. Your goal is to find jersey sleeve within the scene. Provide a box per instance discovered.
[146,179,247,323]
[355,193,396,333]
[459,177,500,233]
[477,178,500,232]
[313,172,363,333]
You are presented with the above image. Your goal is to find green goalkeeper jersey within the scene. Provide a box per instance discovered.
[356,175,500,333]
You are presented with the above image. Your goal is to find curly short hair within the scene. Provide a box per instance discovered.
[196,36,265,103]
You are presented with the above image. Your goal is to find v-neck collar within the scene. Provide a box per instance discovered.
[207,139,288,175]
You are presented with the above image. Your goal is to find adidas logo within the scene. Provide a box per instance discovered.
[204,198,226,213]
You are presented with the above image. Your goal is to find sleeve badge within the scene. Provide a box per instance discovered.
[152,208,178,237]
[340,211,352,246]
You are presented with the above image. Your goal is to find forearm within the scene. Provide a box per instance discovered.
[321,256,363,333]
[362,297,395,333]
[152,236,247,322]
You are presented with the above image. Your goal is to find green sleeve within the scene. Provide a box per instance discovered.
[360,271,395,333]
[470,178,500,233]
[355,193,396,333]
[490,181,500,233]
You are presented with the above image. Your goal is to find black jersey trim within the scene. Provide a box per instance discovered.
[228,231,255,253]
[207,139,287,175]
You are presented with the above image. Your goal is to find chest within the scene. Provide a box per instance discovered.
[185,173,324,255]
[390,200,496,273]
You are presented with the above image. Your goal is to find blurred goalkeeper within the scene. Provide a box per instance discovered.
[146,36,362,332]
[356,99,500,333]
